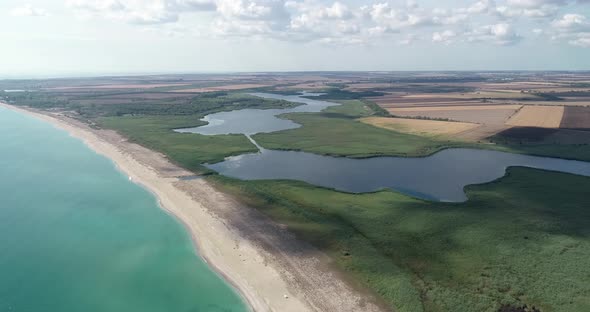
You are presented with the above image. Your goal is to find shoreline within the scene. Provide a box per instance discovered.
[0,102,384,312]
[0,102,265,311]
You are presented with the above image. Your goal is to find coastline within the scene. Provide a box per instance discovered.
[0,102,384,312]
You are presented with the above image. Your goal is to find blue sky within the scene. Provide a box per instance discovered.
[1,0,589,76]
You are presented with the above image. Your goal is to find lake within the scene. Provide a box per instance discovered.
[175,92,336,135]
[207,146,590,202]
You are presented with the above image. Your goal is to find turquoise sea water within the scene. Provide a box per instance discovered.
[0,107,247,312]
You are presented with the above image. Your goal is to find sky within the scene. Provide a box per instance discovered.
[1,0,590,76]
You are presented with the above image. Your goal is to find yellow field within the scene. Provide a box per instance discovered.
[390,105,522,112]
[506,105,565,128]
[361,117,479,138]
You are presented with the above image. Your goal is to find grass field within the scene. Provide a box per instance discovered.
[253,102,470,158]
[211,167,590,312]
[98,115,257,173]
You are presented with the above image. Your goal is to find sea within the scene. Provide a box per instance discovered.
[0,106,247,312]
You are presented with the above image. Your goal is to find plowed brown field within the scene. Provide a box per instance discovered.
[560,106,590,130]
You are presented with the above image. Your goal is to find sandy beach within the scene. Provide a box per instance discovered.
[0,102,384,312]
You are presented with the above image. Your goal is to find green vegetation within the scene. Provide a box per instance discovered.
[253,101,470,158]
[495,144,590,162]
[211,167,590,312]
[86,92,297,117]
[377,84,476,94]
[98,116,256,173]
[304,88,385,100]
[1,91,70,109]
[490,128,590,162]
[323,100,389,118]
[3,91,298,118]
[322,99,390,118]
[529,93,564,101]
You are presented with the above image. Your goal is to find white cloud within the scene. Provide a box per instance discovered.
[467,23,522,45]
[216,0,280,20]
[66,0,216,24]
[432,30,456,44]
[178,0,217,11]
[489,23,522,45]
[492,0,590,19]
[569,34,590,47]
[289,1,352,31]
[496,3,559,19]
[61,0,589,46]
[506,0,568,8]
[398,33,419,45]
[552,13,590,31]
[318,2,352,19]
[548,13,590,47]
[467,0,496,14]
[431,23,522,46]
[363,2,435,30]
[286,1,362,43]
[10,4,48,17]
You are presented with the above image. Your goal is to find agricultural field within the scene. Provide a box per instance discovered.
[506,106,564,128]
[388,105,522,122]
[361,71,590,144]
[360,117,478,138]
[561,106,590,130]
[387,105,520,141]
